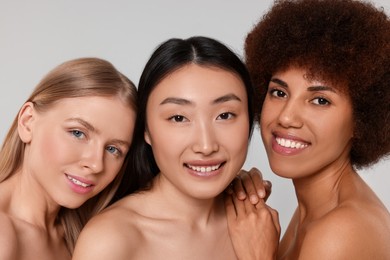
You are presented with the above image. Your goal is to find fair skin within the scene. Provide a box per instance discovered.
[0,96,135,260]
[73,64,271,259]
[230,66,390,259]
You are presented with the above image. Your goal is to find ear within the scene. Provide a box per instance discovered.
[144,129,151,146]
[18,102,35,143]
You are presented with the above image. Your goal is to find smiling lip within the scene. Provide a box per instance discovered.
[271,133,310,155]
[185,161,225,178]
[65,174,95,194]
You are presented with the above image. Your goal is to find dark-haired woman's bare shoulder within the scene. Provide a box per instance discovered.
[72,194,147,260]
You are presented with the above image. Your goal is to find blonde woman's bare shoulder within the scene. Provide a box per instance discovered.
[299,204,390,260]
[0,213,19,259]
[72,195,145,260]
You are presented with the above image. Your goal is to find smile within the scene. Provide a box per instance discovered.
[66,175,92,188]
[186,163,222,173]
[276,137,308,149]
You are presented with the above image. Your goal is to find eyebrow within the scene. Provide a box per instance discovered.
[67,118,97,133]
[160,93,242,106]
[270,78,336,93]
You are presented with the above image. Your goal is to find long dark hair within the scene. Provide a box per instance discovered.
[118,36,255,197]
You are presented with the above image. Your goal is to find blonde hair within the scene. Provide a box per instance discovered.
[0,57,137,252]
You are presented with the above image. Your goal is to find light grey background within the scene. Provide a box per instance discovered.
[1,0,389,235]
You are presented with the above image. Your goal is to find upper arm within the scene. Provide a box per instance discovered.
[0,215,18,259]
[72,211,140,260]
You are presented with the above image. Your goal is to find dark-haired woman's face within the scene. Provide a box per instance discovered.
[260,67,354,179]
[144,64,249,199]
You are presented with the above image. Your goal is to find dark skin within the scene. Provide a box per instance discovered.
[225,168,280,260]
[227,167,272,203]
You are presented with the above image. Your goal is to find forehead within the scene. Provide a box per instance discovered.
[149,64,247,102]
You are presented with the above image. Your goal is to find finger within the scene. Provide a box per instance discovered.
[255,197,267,210]
[269,208,281,235]
[263,180,272,202]
[242,168,260,204]
[244,194,258,213]
[232,174,246,200]
[232,193,246,216]
[248,167,267,199]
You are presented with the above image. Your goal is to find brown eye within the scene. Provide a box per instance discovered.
[217,112,234,120]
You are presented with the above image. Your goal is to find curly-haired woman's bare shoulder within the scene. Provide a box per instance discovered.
[299,204,390,260]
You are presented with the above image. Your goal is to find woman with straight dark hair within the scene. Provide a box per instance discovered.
[73,36,280,259]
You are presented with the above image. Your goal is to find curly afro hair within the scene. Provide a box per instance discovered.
[245,0,390,169]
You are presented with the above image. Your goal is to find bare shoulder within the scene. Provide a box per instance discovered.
[0,213,19,259]
[72,195,145,260]
[300,203,390,259]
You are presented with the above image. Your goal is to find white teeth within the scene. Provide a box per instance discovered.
[187,164,221,173]
[67,175,91,188]
[276,137,308,149]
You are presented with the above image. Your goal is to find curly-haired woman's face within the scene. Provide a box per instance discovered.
[260,67,354,179]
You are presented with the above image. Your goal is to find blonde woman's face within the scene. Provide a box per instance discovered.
[20,95,136,209]
[144,64,250,199]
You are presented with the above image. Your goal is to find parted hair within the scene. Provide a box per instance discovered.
[117,36,255,197]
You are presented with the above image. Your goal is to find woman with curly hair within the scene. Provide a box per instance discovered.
[227,0,390,259]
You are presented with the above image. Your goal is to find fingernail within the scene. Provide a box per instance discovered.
[258,190,265,198]
[238,191,246,199]
[250,195,259,204]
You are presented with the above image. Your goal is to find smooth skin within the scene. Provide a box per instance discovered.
[0,96,135,260]
[229,66,390,259]
[73,64,277,260]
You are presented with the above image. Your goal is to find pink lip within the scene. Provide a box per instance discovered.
[65,174,95,195]
[271,132,310,156]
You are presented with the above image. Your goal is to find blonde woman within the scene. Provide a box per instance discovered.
[0,57,137,259]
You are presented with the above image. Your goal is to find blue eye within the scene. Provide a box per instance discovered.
[217,112,235,120]
[71,130,85,139]
[312,97,330,106]
[106,146,121,155]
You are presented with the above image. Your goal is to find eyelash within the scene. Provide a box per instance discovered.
[70,130,123,157]
[269,88,331,106]
[106,146,122,156]
[269,88,286,98]
[168,112,236,123]
[168,115,188,123]
[71,129,86,139]
[311,97,331,106]
[217,112,236,120]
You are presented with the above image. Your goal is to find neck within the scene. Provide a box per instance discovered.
[4,171,61,230]
[292,159,356,223]
[150,174,225,228]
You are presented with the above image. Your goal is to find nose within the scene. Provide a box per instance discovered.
[191,121,219,155]
[277,100,303,128]
[80,144,104,173]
